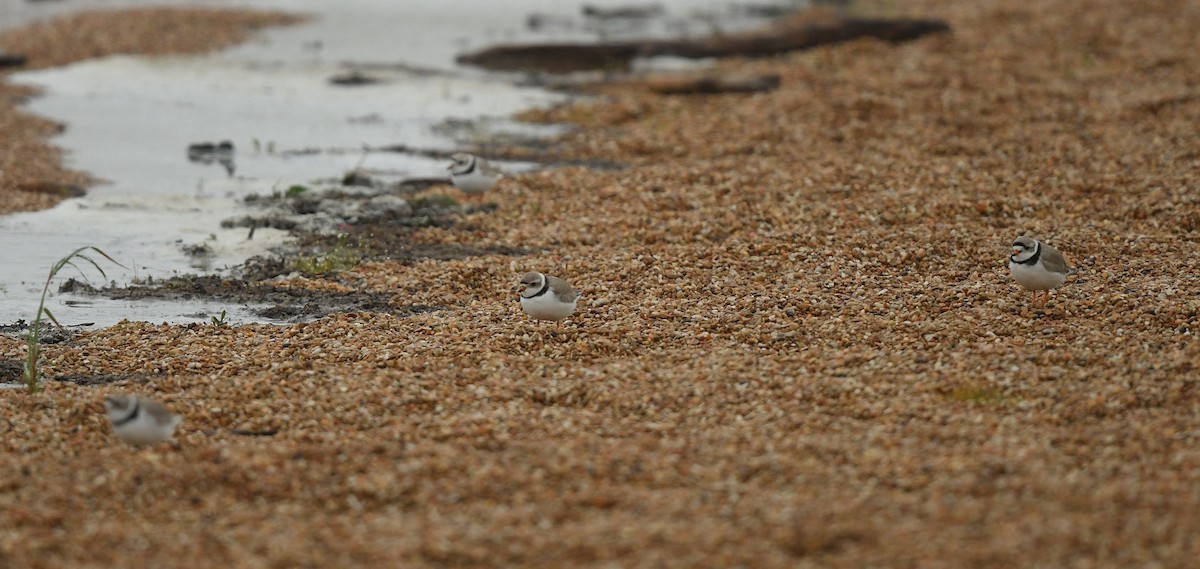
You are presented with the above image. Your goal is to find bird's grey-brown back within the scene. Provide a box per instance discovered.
[1039,242,1071,275]
[140,397,182,426]
[546,275,580,303]
[476,157,504,178]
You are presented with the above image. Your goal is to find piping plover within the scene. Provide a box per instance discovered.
[1009,236,1072,308]
[448,153,502,197]
[518,271,579,327]
[103,393,183,446]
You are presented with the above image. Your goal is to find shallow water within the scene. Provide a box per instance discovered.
[0,0,792,327]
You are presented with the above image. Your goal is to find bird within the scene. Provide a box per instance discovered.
[518,271,579,327]
[103,393,183,446]
[447,153,502,198]
[1009,236,1072,308]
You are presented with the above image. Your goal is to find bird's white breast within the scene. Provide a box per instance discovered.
[113,413,180,445]
[451,170,497,194]
[520,293,576,321]
[1009,260,1066,291]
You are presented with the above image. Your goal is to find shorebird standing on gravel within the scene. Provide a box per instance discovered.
[448,152,502,199]
[518,271,579,327]
[104,393,183,446]
[1009,236,1072,308]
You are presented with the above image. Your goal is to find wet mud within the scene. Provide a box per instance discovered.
[59,274,438,323]
[62,182,530,322]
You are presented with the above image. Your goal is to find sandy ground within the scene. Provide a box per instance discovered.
[2,0,1200,567]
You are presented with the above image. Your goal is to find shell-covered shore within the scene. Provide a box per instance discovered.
[2,1,1199,567]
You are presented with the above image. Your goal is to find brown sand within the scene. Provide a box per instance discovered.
[0,7,302,215]
[2,0,1200,567]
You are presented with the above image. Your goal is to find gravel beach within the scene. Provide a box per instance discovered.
[2,1,1199,567]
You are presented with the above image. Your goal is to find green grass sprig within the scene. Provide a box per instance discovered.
[23,246,123,393]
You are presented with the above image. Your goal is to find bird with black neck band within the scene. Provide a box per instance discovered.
[104,393,183,446]
[1009,236,1072,309]
[448,152,502,201]
[517,271,579,329]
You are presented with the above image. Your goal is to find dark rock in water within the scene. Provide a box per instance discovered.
[459,43,641,73]
[187,140,236,176]
[458,17,950,73]
[740,3,799,18]
[58,278,88,294]
[526,13,569,31]
[342,171,375,187]
[222,215,299,231]
[581,3,664,19]
[187,140,234,157]
[0,53,27,69]
[181,243,215,258]
[329,71,383,86]
[375,143,455,160]
[16,182,86,198]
